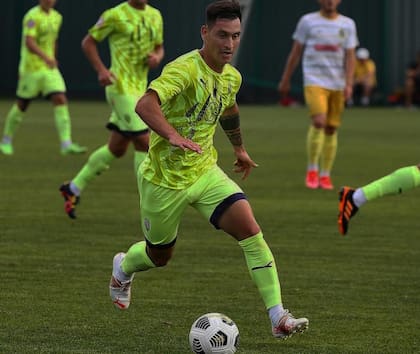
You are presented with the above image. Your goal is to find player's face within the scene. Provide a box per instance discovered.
[318,0,341,13]
[201,18,241,72]
[39,0,56,10]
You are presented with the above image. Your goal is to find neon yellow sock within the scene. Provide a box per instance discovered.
[72,145,115,191]
[134,151,147,175]
[3,104,24,138]
[121,241,156,274]
[306,126,325,168]
[239,232,282,309]
[320,131,337,174]
[54,104,72,143]
[362,165,420,201]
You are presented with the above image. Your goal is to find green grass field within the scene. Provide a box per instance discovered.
[0,99,419,353]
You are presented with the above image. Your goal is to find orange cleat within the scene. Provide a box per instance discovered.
[59,182,80,219]
[338,186,359,235]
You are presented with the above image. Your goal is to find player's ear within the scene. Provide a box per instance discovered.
[200,25,208,41]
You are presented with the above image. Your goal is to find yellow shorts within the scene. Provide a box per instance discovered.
[16,68,66,99]
[304,86,345,128]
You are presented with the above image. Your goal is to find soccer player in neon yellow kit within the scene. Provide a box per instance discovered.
[109,0,308,340]
[0,0,86,156]
[59,0,164,219]
[338,164,420,235]
[278,0,358,190]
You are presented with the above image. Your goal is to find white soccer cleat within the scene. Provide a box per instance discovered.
[109,252,134,310]
[272,310,309,339]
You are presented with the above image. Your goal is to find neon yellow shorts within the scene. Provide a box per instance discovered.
[105,89,148,134]
[16,68,66,99]
[304,86,345,127]
[137,165,246,247]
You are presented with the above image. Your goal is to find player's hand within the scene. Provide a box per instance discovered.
[278,80,290,97]
[147,53,161,69]
[98,69,117,87]
[344,84,353,100]
[233,149,258,180]
[45,57,58,68]
[168,134,202,154]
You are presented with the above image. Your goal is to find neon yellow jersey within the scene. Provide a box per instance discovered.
[19,6,62,74]
[89,3,163,96]
[141,49,242,189]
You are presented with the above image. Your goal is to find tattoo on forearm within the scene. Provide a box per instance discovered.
[220,114,243,146]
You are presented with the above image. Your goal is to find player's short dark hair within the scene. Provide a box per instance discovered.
[205,0,242,27]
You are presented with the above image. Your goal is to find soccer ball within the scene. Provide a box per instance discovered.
[189,313,239,354]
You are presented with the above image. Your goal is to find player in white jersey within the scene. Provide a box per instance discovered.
[278,0,358,190]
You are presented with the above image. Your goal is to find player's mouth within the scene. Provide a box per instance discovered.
[221,51,233,60]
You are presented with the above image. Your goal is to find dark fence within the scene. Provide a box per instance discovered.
[1,0,419,103]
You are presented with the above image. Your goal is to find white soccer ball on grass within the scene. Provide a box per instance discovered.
[189,313,239,354]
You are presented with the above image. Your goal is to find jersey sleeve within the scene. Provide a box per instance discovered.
[155,11,164,46]
[344,19,359,49]
[57,12,63,31]
[292,15,308,44]
[226,69,242,109]
[88,9,115,42]
[22,12,38,38]
[148,60,192,105]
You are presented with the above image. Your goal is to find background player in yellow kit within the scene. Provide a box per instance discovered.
[60,0,164,219]
[0,0,87,156]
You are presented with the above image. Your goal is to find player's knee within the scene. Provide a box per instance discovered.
[150,254,171,267]
[229,224,261,241]
[114,149,126,158]
[17,99,30,112]
[238,220,260,236]
[311,115,326,129]
[324,125,336,135]
[109,145,127,158]
[236,226,262,242]
[147,247,173,267]
[51,93,67,105]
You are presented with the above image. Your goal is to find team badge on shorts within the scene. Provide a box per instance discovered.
[144,218,151,232]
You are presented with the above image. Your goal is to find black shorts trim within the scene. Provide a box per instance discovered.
[106,122,149,138]
[210,192,247,229]
[145,237,177,249]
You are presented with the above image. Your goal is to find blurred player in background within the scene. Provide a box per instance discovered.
[0,0,87,156]
[338,164,420,235]
[109,0,308,340]
[404,50,420,108]
[59,0,164,219]
[278,0,358,190]
[348,47,376,106]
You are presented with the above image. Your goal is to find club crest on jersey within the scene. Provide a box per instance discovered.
[27,20,35,28]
